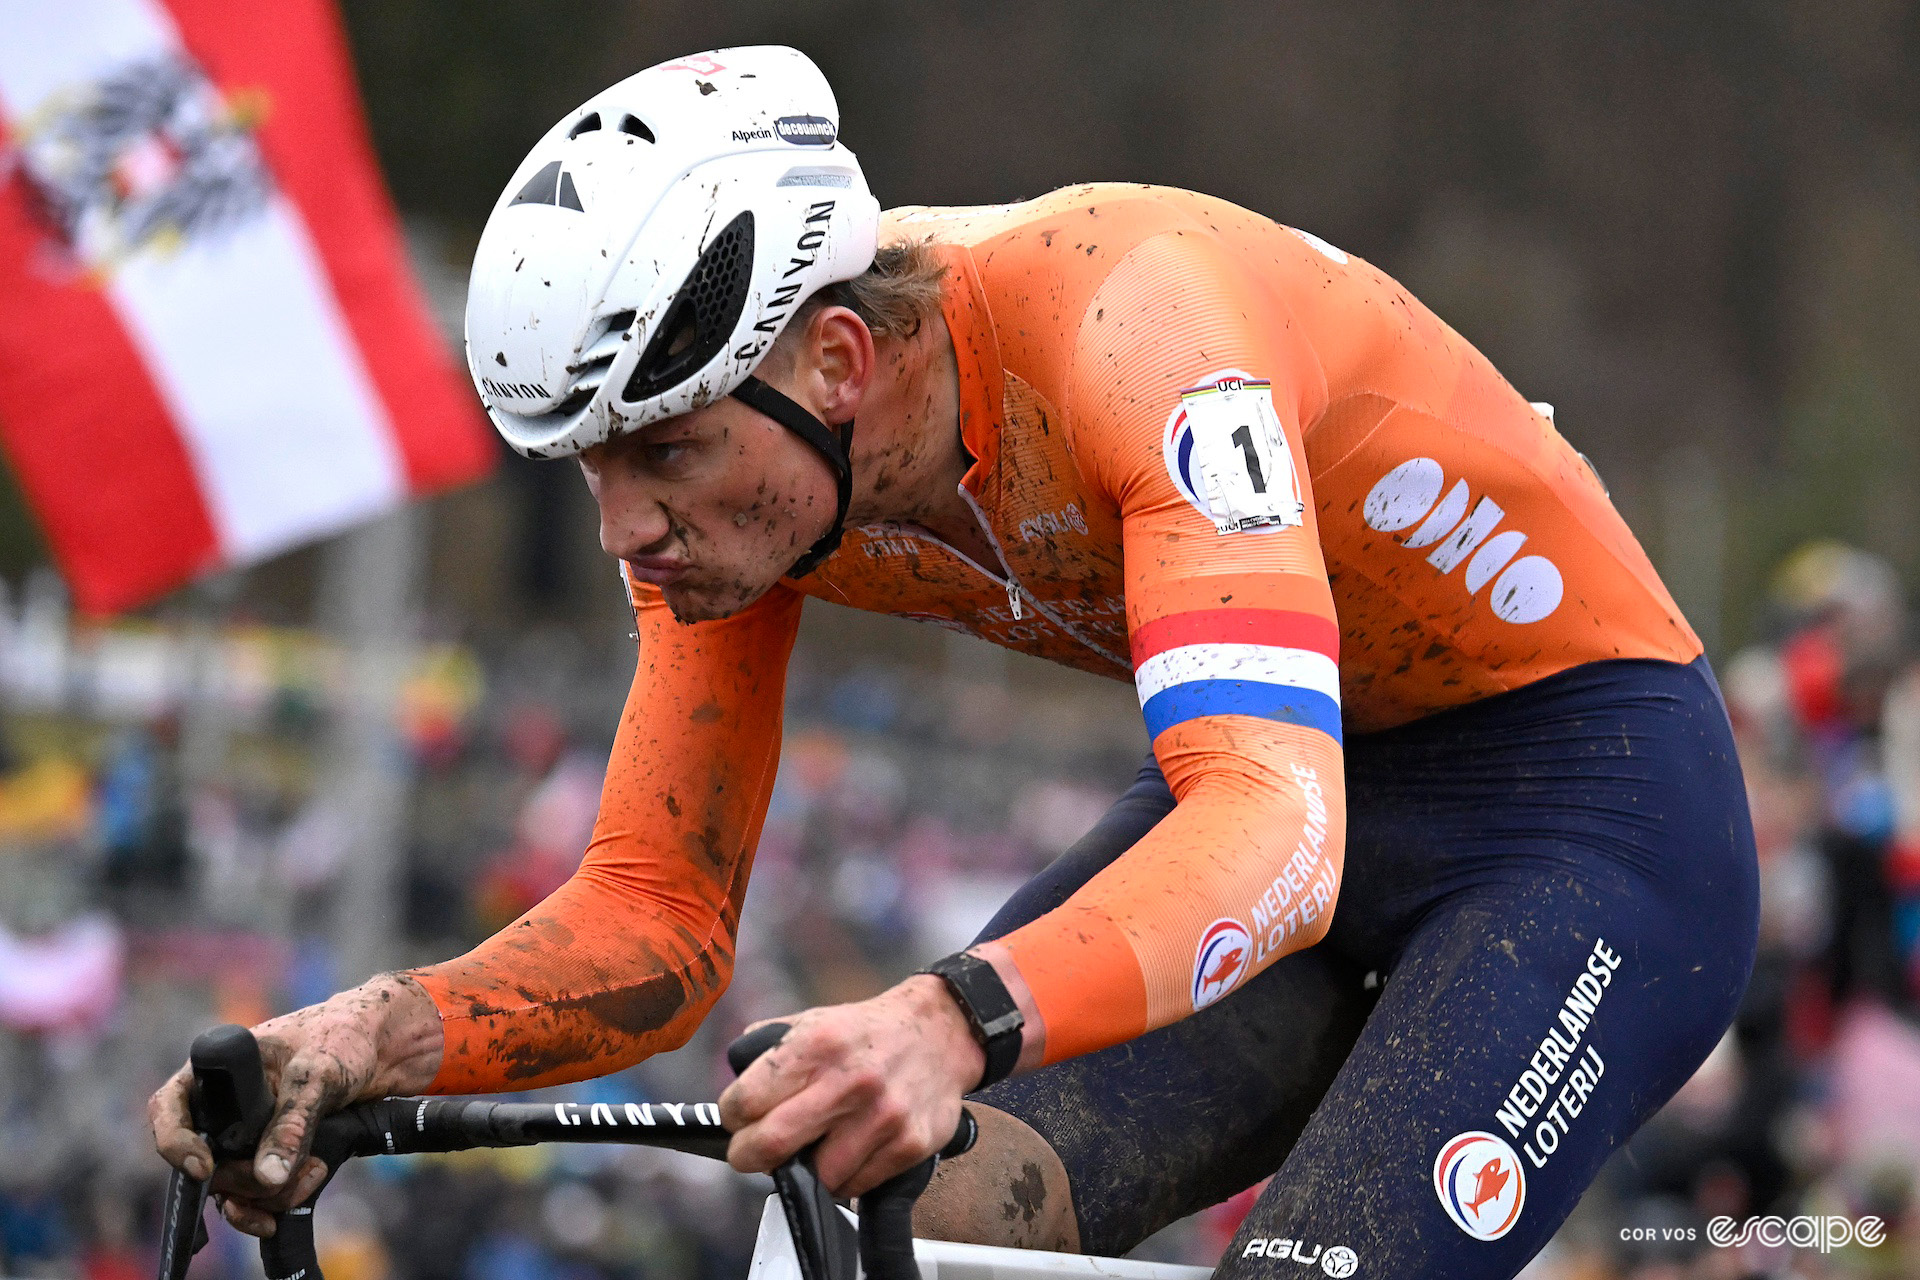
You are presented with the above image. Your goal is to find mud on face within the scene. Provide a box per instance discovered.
[581,397,839,622]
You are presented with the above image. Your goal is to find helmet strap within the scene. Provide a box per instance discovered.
[731,374,855,577]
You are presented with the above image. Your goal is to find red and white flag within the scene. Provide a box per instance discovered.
[0,0,495,614]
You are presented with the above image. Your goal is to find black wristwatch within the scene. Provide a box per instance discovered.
[921,952,1025,1091]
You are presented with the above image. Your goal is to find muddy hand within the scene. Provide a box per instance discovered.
[147,974,443,1237]
[719,975,984,1198]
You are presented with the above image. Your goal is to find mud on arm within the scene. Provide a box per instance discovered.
[981,229,1348,1065]
[407,581,805,1093]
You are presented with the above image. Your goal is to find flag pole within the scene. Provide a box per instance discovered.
[318,506,424,982]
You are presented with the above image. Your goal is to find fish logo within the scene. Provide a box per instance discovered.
[1466,1160,1511,1217]
[1434,1131,1525,1241]
[1191,918,1253,1010]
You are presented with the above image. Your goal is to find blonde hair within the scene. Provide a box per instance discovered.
[779,238,947,349]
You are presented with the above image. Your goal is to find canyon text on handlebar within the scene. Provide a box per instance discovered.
[157,1022,975,1280]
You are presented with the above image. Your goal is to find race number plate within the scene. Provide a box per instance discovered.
[1163,372,1305,535]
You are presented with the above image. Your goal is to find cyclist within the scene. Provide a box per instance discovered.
[151,46,1758,1278]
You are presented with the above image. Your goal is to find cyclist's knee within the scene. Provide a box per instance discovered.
[913,1103,1080,1253]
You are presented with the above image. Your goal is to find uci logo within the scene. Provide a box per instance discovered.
[1361,458,1564,624]
[1162,370,1304,535]
[1434,1131,1526,1241]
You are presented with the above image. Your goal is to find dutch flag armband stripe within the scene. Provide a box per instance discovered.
[1131,608,1343,743]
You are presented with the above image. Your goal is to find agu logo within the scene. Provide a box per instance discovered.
[1239,1239,1359,1276]
[1434,1131,1525,1241]
[1191,918,1252,1010]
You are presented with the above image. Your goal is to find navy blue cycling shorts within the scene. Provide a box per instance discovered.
[971,656,1759,1279]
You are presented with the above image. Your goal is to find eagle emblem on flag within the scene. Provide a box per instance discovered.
[6,54,271,269]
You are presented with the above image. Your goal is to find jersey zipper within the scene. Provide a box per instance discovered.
[955,487,1126,668]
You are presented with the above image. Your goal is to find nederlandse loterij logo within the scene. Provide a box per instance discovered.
[1191,918,1253,1010]
[1434,1131,1526,1241]
[6,54,272,272]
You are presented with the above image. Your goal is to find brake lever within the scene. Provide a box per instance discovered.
[155,1164,208,1280]
[157,1026,278,1280]
[727,1023,860,1280]
[725,1023,977,1280]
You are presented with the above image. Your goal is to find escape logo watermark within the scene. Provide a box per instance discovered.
[1709,1215,1885,1253]
[1622,1216,1885,1254]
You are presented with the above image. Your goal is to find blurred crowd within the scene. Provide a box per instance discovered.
[2,543,1919,1280]
[1516,542,1920,1280]
[0,570,1147,1280]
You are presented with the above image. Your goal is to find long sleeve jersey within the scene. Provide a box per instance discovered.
[412,184,1700,1090]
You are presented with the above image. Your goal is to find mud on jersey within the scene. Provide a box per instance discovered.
[412,185,1698,1089]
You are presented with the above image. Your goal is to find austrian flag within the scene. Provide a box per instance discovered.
[0,0,494,613]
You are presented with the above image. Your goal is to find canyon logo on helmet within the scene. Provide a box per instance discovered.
[464,45,881,573]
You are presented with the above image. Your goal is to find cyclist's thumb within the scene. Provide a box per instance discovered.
[254,1069,329,1190]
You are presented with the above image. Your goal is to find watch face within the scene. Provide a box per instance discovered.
[931,957,1023,1041]
[979,1010,1026,1039]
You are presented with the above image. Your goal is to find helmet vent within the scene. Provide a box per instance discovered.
[568,112,602,138]
[564,309,636,382]
[549,384,597,418]
[510,161,584,211]
[623,211,754,403]
[619,114,656,143]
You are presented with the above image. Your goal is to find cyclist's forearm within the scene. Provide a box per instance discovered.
[405,869,748,1092]
[405,580,799,1094]
[993,721,1346,1066]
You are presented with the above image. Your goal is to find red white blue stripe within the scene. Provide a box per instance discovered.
[1131,608,1342,743]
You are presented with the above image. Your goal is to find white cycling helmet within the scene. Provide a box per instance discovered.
[465,46,880,571]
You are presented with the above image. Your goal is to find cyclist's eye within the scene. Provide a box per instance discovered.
[642,439,694,468]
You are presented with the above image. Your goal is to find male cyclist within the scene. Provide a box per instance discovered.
[152,46,1758,1278]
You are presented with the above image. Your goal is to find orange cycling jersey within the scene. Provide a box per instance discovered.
[412,185,1699,1091]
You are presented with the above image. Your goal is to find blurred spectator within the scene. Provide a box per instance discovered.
[94,721,190,900]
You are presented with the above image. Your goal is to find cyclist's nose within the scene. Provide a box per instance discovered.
[592,469,675,560]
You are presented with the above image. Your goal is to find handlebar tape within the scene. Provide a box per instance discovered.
[855,1109,975,1280]
[255,1097,732,1280]
[164,1019,974,1280]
